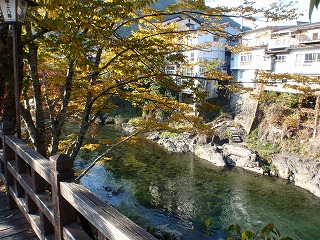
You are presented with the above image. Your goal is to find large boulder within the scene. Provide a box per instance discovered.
[271,151,320,197]
[222,144,261,172]
[157,137,191,153]
[193,144,226,167]
[192,134,212,145]
[121,123,137,133]
[147,131,160,140]
[153,224,183,240]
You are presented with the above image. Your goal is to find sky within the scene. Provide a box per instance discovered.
[205,0,320,28]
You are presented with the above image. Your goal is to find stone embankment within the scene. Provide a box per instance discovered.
[122,122,320,198]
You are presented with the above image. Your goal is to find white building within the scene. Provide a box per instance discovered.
[231,22,320,92]
[164,16,240,100]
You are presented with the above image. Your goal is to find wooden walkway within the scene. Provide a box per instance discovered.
[0,181,38,240]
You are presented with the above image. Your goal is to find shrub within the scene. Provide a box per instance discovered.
[226,222,293,240]
[276,93,299,108]
[258,91,278,105]
[159,131,180,139]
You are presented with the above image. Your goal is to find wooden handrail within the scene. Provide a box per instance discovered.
[0,121,156,240]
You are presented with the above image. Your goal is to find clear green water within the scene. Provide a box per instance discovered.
[76,125,320,240]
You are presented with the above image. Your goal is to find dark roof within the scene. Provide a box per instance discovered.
[242,22,320,34]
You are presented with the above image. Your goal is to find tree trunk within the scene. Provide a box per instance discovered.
[25,41,47,157]
[50,60,74,156]
[70,93,94,160]
[70,49,102,160]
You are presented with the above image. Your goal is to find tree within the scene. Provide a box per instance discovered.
[0,0,299,160]
[309,0,320,19]
[255,71,320,139]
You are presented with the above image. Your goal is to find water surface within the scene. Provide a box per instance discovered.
[75,125,320,239]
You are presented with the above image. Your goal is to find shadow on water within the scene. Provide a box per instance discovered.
[75,125,320,240]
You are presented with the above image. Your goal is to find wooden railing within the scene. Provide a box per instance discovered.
[0,121,156,240]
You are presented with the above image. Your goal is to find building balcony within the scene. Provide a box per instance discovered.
[239,62,252,67]
[295,33,320,43]
[232,61,271,71]
[294,62,313,67]
[268,37,295,49]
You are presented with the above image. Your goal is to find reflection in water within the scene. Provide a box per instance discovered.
[76,125,320,240]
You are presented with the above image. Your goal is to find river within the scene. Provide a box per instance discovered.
[75,125,320,240]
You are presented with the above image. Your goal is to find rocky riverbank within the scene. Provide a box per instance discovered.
[122,122,320,198]
[271,151,320,198]
[147,131,264,174]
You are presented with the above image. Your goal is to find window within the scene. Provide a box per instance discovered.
[213,36,219,42]
[295,54,304,64]
[188,24,195,30]
[186,70,193,76]
[275,55,286,63]
[190,52,195,62]
[240,53,252,62]
[305,53,313,63]
[166,65,176,74]
[181,67,194,77]
[176,78,181,86]
[313,33,319,40]
[314,53,320,62]
[240,53,252,66]
[295,53,320,65]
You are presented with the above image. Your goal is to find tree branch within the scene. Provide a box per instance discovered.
[75,128,143,181]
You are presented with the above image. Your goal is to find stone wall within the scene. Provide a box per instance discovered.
[230,91,259,134]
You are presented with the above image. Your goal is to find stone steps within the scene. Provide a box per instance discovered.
[229,126,242,143]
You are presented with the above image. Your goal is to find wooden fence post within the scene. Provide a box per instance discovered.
[1,121,16,208]
[51,154,77,239]
[0,124,4,174]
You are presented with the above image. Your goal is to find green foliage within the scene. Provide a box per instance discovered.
[258,91,278,105]
[275,93,299,108]
[159,131,181,139]
[309,0,320,19]
[128,117,143,125]
[227,222,294,240]
[3,0,300,159]
[199,96,231,121]
[205,218,211,237]
[107,98,142,118]
[245,128,280,162]
[259,92,299,108]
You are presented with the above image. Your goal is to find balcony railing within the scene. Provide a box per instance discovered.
[268,37,293,49]
[240,62,252,67]
[296,33,320,43]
